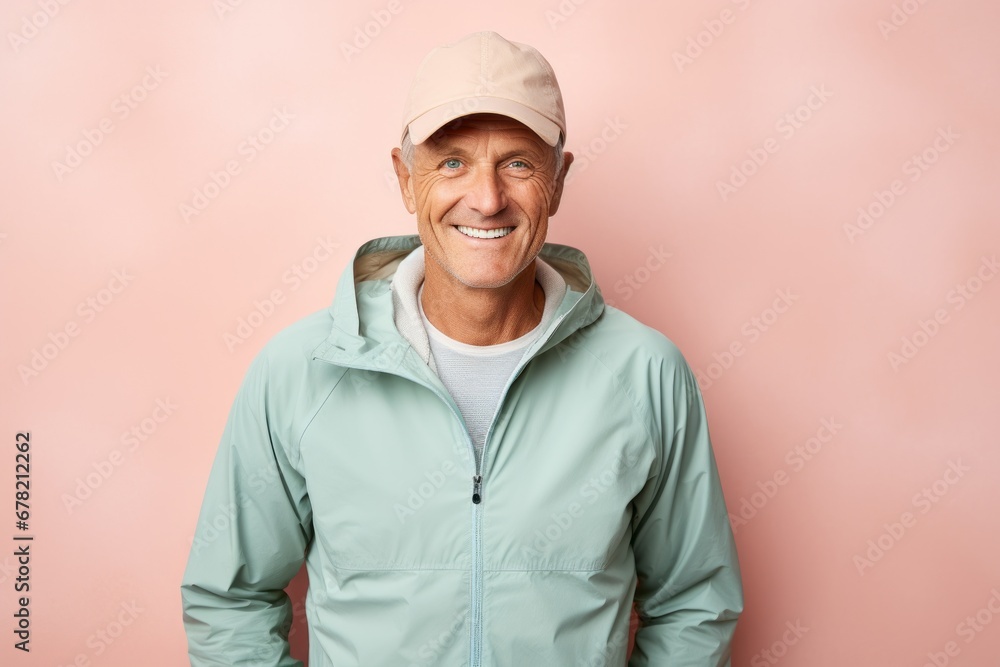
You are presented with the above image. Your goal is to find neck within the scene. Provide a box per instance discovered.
[420,261,544,346]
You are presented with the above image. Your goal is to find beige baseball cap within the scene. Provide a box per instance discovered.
[400,31,566,147]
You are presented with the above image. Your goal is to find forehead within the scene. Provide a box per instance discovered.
[422,114,546,150]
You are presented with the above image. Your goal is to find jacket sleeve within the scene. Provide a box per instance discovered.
[180,349,314,666]
[628,352,744,666]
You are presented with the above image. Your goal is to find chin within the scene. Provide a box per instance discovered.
[466,256,540,289]
[453,272,517,290]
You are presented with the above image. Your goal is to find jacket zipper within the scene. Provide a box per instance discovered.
[470,493,484,666]
[408,386,483,667]
[466,317,569,667]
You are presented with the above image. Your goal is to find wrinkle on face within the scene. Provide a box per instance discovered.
[404,114,563,290]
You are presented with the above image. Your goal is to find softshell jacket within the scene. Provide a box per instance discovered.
[181,234,743,666]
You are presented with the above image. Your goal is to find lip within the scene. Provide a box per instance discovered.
[452,225,517,242]
[452,225,516,231]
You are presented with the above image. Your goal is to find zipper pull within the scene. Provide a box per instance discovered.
[472,475,482,504]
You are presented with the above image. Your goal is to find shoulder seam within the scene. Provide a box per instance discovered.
[293,362,351,467]
[569,336,660,467]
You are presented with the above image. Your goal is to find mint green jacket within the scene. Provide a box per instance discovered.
[181,234,743,666]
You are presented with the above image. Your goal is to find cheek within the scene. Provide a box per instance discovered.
[517,179,555,215]
[413,178,453,220]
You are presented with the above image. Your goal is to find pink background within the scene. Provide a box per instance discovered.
[2,0,999,665]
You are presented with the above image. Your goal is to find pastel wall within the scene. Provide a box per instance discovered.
[2,0,998,665]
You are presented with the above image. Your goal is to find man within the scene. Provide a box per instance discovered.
[181,31,743,666]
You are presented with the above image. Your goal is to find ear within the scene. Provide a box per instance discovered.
[390,148,417,214]
[548,151,574,217]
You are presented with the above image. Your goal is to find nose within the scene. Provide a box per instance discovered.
[464,165,507,217]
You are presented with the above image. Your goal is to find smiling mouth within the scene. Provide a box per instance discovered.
[455,225,515,239]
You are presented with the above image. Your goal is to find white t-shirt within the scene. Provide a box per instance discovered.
[392,247,567,467]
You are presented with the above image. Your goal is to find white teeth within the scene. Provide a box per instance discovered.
[456,225,514,239]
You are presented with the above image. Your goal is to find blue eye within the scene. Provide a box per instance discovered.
[444,159,462,169]
[508,160,529,170]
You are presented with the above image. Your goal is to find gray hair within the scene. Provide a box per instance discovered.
[400,128,565,176]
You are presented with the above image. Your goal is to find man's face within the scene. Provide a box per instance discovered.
[392,114,572,289]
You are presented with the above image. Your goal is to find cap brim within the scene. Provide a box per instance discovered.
[406,97,562,147]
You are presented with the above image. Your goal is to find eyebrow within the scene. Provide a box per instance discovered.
[425,141,544,164]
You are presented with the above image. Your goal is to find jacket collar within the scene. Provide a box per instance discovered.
[312,234,605,375]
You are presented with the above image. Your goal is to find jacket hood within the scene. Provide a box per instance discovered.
[312,234,605,374]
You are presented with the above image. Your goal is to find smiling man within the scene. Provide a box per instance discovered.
[394,112,562,345]
[181,31,743,666]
